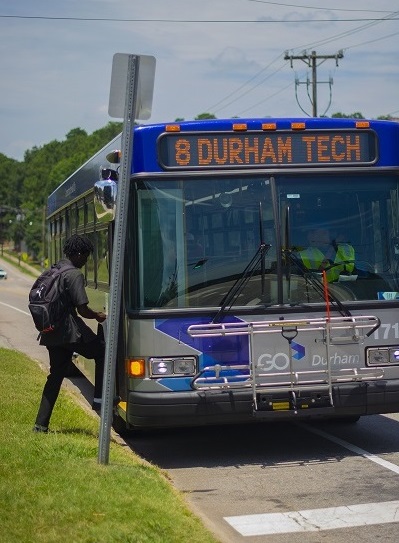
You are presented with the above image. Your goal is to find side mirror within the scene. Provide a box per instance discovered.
[100,167,118,181]
[94,179,117,222]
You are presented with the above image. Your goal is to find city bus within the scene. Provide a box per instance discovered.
[47,116,399,433]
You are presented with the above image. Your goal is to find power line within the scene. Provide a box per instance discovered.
[0,14,397,23]
[203,28,397,118]
[246,0,393,13]
[213,63,286,114]
[236,80,293,115]
[290,10,399,51]
[204,5,398,115]
[205,54,282,112]
[344,31,399,51]
[7,7,383,119]
[211,62,286,115]
[204,7,398,116]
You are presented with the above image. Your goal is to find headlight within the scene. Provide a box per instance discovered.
[389,348,399,363]
[150,359,174,375]
[173,358,196,375]
[367,348,392,365]
[149,357,196,377]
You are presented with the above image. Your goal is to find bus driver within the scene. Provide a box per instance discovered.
[298,228,355,282]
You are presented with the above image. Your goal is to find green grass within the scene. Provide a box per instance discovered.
[0,348,220,543]
[0,251,39,278]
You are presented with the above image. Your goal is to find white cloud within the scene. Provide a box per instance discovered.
[0,0,398,159]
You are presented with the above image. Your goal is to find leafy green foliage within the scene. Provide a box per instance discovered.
[195,112,217,120]
[377,114,395,120]
[1,122,122,258]
[2,111,393,258]
[331,111,365,119]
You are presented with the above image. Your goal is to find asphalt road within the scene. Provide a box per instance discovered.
[2,256,399,543]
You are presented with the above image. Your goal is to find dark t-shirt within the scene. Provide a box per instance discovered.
[39,258,97,346]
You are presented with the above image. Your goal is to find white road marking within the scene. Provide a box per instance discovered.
[225,500,399,536]
[0,301,30,316]
[225,421,399,536]
[299,422,399,475]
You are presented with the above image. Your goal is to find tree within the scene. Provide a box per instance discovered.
[6,122,123,259]
[0,114,393,260]
[331,112,365,119]
[0,154,24,210]
[195,113,217,120]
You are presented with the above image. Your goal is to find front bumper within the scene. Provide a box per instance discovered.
[126,379,399,428]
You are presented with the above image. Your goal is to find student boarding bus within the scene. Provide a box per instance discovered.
[47,117,399,432]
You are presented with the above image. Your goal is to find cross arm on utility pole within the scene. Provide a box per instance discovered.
[284,50,344,117]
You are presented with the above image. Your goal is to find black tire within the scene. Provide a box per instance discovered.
[112,412,130,436]
[329,415,361,424]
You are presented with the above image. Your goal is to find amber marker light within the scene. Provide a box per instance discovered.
[262,123,277,131]
[291,122,306,130]
[165,124,181,132]
[232,123,247,131]
[106,149,121,164]
[356,121,370,129]
[126,358,146,377]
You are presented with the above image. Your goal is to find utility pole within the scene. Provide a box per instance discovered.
[284,50,344,117]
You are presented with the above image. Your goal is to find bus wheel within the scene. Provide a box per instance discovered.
[112,412,129,436]
[334,415,361,423]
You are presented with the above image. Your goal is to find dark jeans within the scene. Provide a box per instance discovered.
[35,338,105,428]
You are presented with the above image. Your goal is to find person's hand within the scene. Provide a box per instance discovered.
[95,311,107,323]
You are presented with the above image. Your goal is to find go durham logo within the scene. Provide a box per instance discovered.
[257,341,360,371]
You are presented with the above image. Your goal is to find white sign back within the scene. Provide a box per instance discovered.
[108,53,156,119]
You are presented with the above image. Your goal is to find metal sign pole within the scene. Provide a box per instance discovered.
[98,55,139,465]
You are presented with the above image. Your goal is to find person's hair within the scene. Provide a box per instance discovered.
[63,235,94,258]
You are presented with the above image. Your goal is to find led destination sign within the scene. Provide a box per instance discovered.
[158,130,377,169]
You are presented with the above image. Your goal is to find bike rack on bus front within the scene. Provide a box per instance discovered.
[188,315,384,415]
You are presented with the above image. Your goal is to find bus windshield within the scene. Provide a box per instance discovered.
[132,173,399,309]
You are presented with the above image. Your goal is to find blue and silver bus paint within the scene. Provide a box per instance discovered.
[46,117,399,430]
[121,307,399,428]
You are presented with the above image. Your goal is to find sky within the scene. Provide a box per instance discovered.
[0,0,398,161]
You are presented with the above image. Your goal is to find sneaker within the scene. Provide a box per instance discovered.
[33,424,49,433]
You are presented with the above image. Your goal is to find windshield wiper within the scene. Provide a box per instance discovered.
[212,242,272,324]
[286,250,351,317]
[213,201,271,323]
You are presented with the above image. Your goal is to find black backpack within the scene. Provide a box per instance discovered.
[28,263,75,334]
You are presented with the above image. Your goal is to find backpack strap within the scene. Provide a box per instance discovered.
[53,263,77,309]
